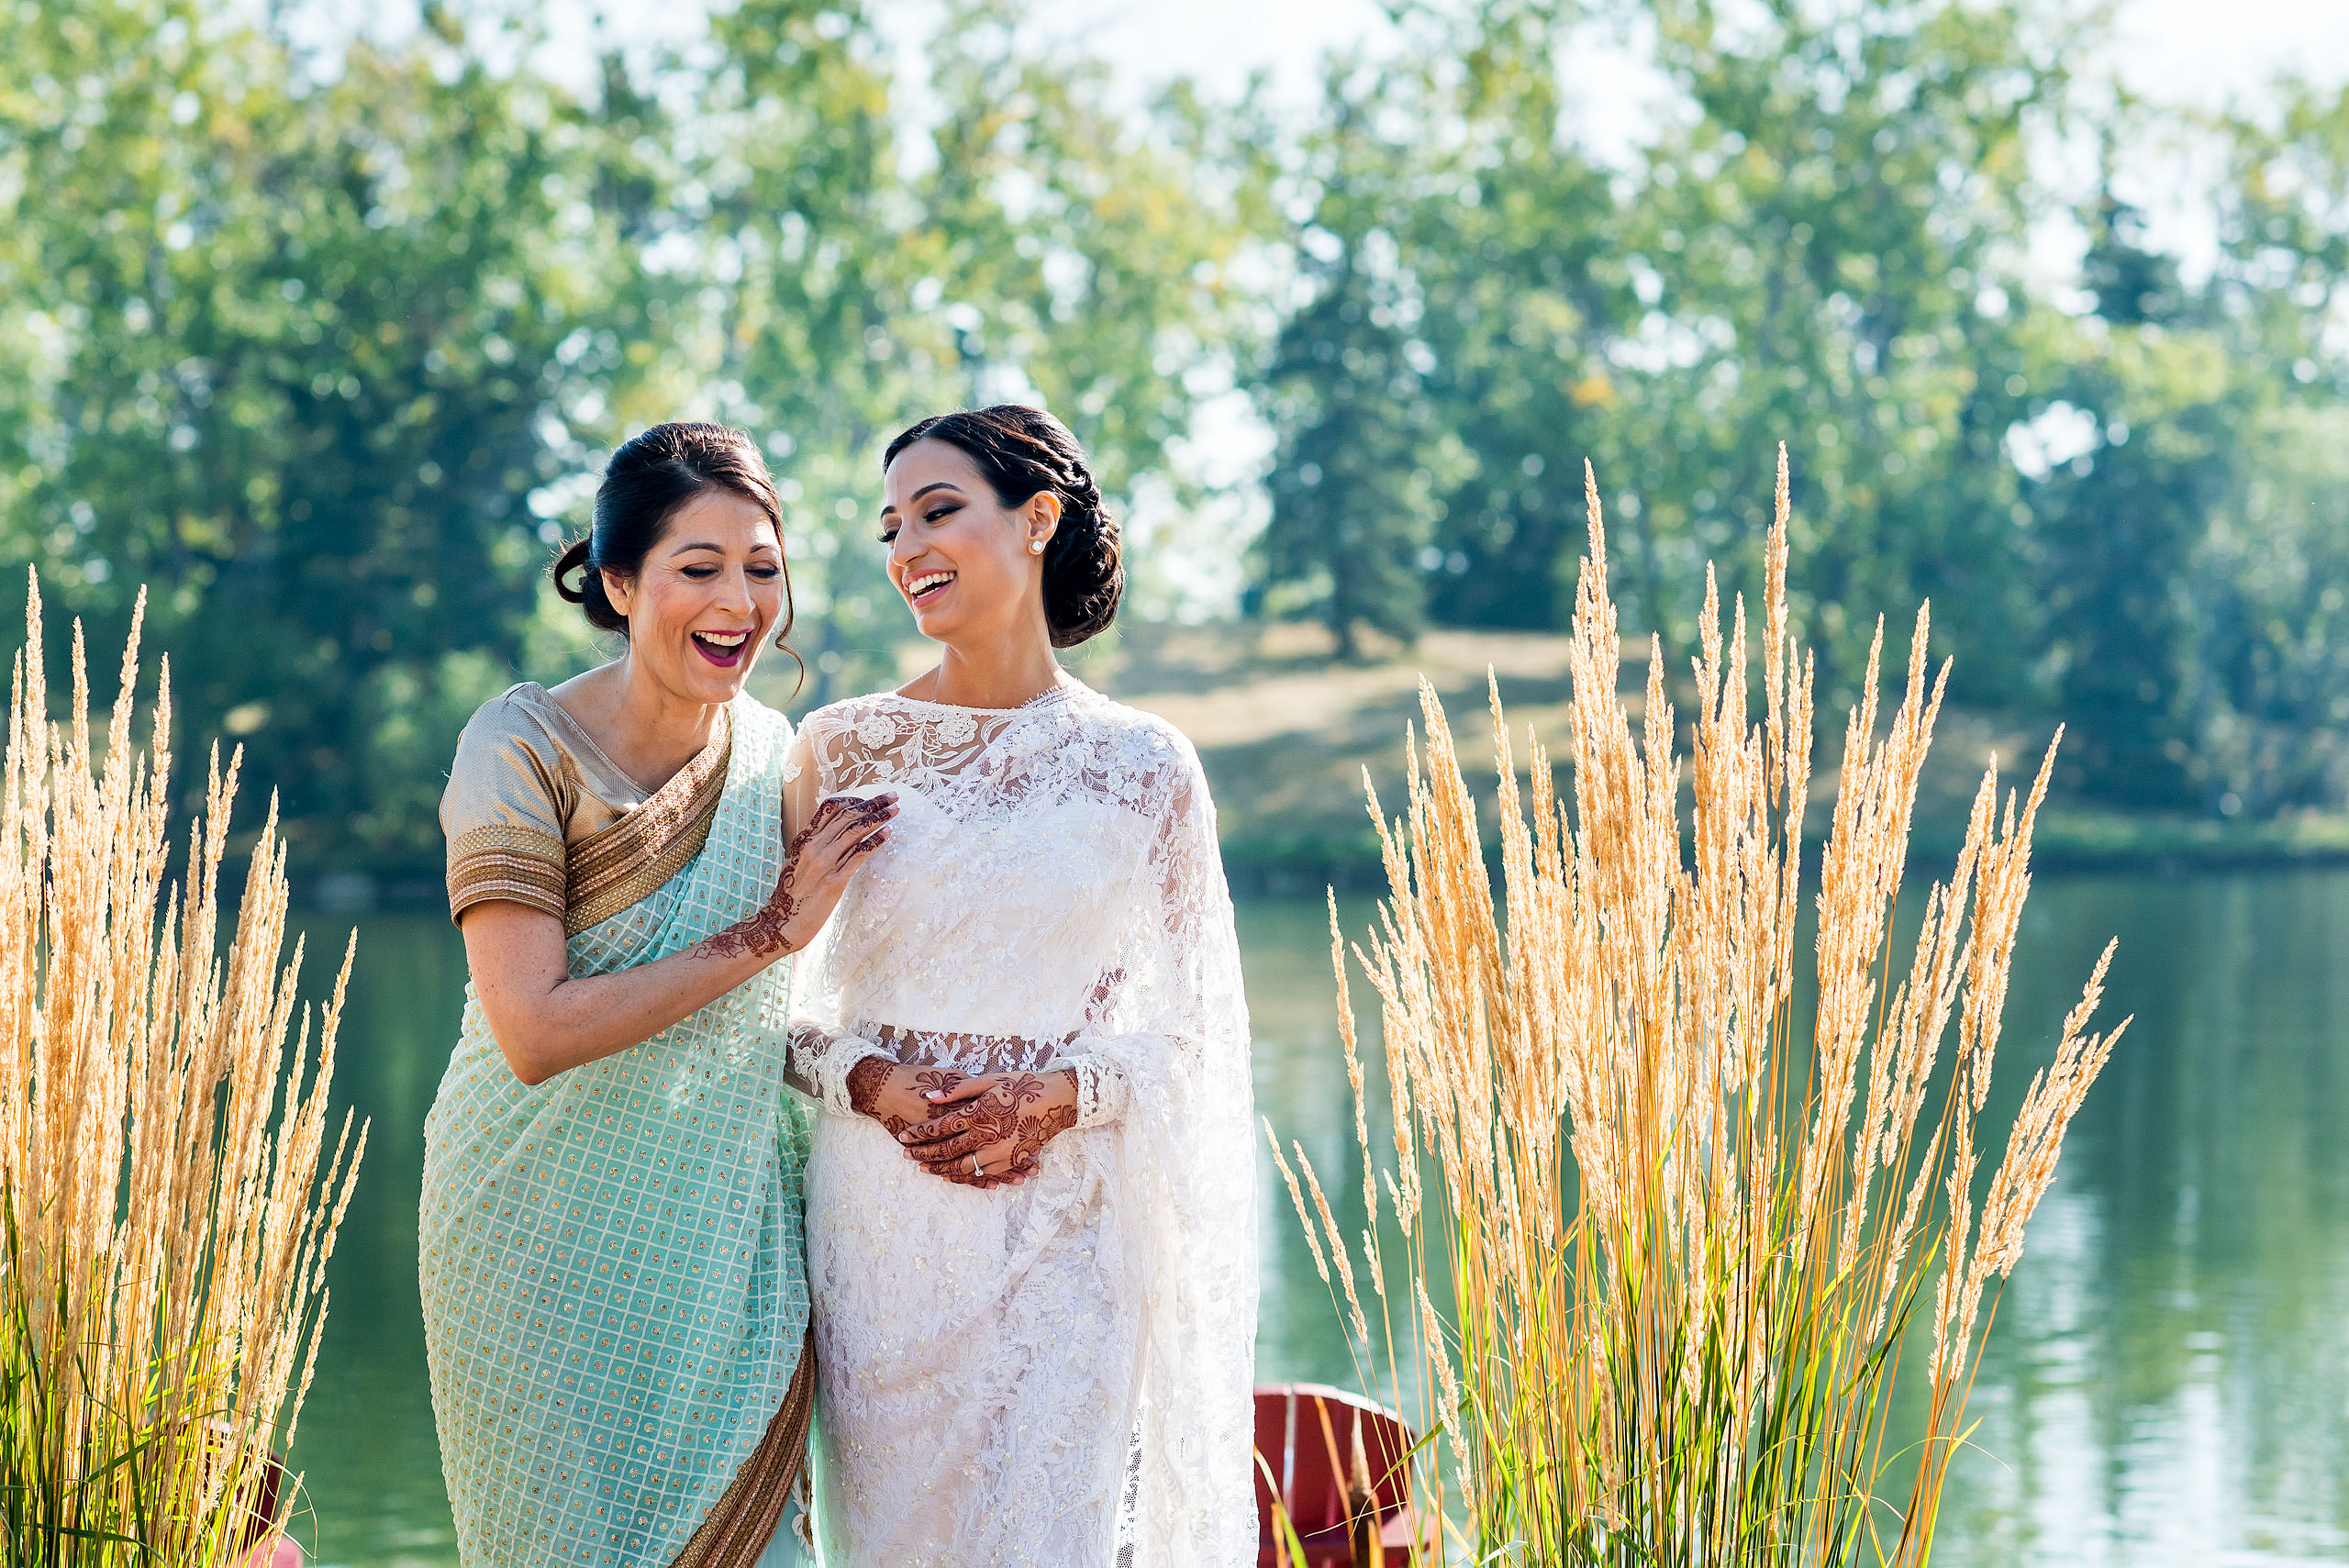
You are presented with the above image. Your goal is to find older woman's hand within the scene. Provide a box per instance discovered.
[896,1070,1080,1188]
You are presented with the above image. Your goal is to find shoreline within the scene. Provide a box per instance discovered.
[295,621,2349,910]
[1216,828,2349,899]
[298,817,2349,912]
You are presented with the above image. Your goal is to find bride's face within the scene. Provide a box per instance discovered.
[879,439,1058,647]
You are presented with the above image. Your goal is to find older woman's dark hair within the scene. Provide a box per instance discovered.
[883,405,1122,649]
[554,422,796,654]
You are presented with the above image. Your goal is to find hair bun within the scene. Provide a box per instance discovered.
[551,535,621,629]
[1040,468,1119,651]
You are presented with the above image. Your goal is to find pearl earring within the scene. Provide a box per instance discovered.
[1030,540,1045,554]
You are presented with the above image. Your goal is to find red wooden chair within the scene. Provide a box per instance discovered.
[235,1451,303,1568]
[1252,1384,1427,1567]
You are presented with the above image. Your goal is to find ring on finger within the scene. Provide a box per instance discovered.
[970,1151,983,1177]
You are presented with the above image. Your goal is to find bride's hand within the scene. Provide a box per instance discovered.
[896,1070,1079,1187]
[702,793,896,961]
[845,1057,969,1136]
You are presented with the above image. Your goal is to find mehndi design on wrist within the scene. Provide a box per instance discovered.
[845,1055,905,1135]
[700,795,890,961]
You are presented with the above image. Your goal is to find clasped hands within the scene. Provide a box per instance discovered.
[845,1057,1079,1190]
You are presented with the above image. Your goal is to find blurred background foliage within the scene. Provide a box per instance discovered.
[1,0,2343,876]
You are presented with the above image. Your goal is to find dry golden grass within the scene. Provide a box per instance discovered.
[1276,449,2124,1564]
[0,575,366,1562]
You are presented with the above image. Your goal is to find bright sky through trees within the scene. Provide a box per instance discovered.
[1030,0,2347,107]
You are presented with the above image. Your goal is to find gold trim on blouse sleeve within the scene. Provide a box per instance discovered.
[447,826,567,924]
[562,710,735,936]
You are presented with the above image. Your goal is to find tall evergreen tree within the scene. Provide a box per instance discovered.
[2036,101,2349,813]
[1250,68,1464,662]
[1256,229,1445,658]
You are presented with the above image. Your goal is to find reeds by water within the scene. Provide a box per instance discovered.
[0,576,366,1563]
[1276,450,2125,1565]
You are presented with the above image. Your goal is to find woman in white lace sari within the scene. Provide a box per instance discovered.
[781,406,1257,1565]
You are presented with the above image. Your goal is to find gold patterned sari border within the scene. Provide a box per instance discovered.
[670,1329,817,1568]
[562,710,733,935]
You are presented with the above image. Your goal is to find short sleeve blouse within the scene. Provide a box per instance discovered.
[440,684,651,924]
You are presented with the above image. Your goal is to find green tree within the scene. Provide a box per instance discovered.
[2030,327,2247,809]
[0,0,1260,873]
[0,0,661,875]
[1252,88,1454,658]
[1590,0,2063,707]
[1251,0,2074,706]
[2034,90,2349,813]
[1398,4,1621,631]
[659,0,1264,703]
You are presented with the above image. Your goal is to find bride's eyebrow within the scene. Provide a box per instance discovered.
[879,482,965,520]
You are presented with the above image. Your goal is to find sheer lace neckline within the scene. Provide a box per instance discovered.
[878,676,1090,716]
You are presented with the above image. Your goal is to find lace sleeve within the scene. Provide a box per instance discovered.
[783,1021,885,1117]
[777,717,888,1114]
[1049,1046,1132,1127]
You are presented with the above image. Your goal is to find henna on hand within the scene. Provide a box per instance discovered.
[1006,1101,1077,1171]
[845,1055,905,1134]
[903,1071,1078,1184]
[697,895,799,962]
[899,1073,1046,1156]
[700,795,891,961]
[847,1057,966,1138]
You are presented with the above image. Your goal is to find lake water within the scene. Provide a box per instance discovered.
[285,871,2349,1566]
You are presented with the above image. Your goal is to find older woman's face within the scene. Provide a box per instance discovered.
[878,439,1056,649]
[605,489,786,706]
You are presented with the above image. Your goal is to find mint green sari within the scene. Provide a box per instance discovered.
[420,695,814,1568]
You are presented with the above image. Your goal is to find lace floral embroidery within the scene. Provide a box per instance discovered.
[787,681,1257,1566]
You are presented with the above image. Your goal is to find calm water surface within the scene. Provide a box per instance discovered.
[289,872,2349,1566]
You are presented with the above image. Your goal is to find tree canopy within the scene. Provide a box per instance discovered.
[1,0,2343,877]
[0,0,1252,874]
[1252,1,2349,817]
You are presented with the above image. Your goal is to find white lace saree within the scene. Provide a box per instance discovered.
[784,681,1257,1567]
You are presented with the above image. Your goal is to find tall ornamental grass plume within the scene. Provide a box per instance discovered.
[1272,449,2126,1566]
[0,574,367,1563]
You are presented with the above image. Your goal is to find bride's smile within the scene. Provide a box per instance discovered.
[903,570,956,610]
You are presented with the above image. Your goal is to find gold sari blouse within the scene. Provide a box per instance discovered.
[441,683,733,934]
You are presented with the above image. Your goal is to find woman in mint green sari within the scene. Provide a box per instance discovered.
[420,423,896,1568]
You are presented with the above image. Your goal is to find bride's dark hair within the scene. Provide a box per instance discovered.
[554,422,798,668]
[883,405,1122,649]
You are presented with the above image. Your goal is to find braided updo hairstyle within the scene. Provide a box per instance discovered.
[882,405,1122,649]
[553,421,796,655]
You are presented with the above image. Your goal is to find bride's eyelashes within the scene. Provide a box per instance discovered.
[876,499,966,546]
